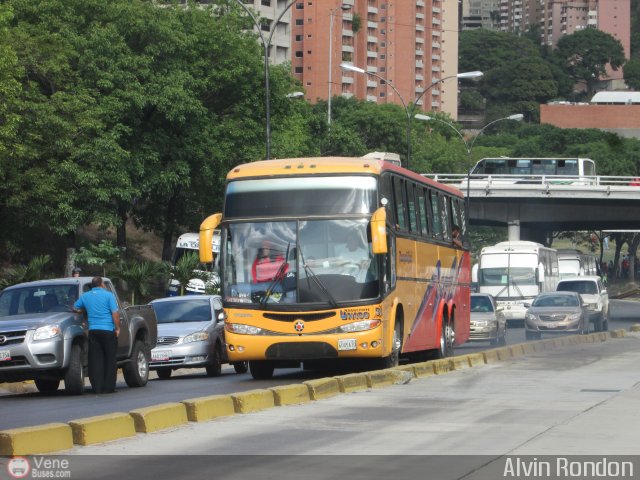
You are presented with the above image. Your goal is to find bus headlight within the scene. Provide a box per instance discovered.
[226,323,266,335]
[33,325,61,341]
[183,332,209,343]
[336,319,381,333]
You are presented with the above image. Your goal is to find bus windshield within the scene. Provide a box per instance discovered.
[223,219,380,306]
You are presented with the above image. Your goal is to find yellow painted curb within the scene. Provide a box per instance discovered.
[182,395,236,422]
[0,423,73,455]
[596,332,608,342]
[393,364,418,377]
[431,359,451,374]
[610,329,627,338]
[231,389,275,413]
[413,361,436,377]
[448,355,470,370]
[631,324,640,332]
[540,339,557,350]
[467,353,485,367]
[334,373,369,393]
[520,342,536,354]
[69,413,135,446]
[483,349,500,363]
[129,402,188,433]
[495,347,513,360]
[509,344,525,357]
[270,384,311,406]
[366,370,396,388]
[304,378,340,400]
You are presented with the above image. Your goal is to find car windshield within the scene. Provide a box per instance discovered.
[222,219,380,307]
[557,281,598,294]
[0,285,78,317]
[471,296,494,313]
[152,299,212,324]
[533,295,579,307]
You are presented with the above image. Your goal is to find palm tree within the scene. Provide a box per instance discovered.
[0,255,52,290]
[113,261,164,304]
[170,252,210,296]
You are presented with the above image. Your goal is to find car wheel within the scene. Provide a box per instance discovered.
[64,343,85,395]
[156,368,172,380]
[249,360,275,380]
[123,340,150,388]
[34,378,60,394]
[499,325,507,345]
[232,361,248,374]
[601,316,609,331]
[206,345,222,377]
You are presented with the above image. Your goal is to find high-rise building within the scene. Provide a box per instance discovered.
[291,0,461,119]
[237,0,294,65]
[460,0,501,31]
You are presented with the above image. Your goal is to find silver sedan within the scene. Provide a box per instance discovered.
[524,291,588,340]
[149,295,247,379]
[469,293,507,346]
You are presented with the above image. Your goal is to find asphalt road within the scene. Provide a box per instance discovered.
[42,330,640,480]
[1,299,638,431]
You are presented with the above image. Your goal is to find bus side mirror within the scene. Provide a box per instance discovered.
[199,213,222,263]
[472,264,479,283]
[370,207,388,254]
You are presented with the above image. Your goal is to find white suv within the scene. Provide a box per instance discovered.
[556,276,609,331]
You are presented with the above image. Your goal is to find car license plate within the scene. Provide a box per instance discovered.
[338,339,356,351]
[151,350,171,361]
[0,350,11,362]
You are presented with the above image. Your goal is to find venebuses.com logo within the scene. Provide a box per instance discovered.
[7,457,30,479]
[6,456,71,478]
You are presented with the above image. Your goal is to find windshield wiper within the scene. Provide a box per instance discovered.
[299,247,338,308]
[509,276,525,299]
[260,243,291,308]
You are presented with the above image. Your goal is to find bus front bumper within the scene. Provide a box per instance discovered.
[225,328,385,362]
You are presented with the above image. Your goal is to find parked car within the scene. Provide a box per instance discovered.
[149,295,247,379]
[0,277,157,394]
[469,293,507,346]
[524,291,588,340]
[556,276,609,331]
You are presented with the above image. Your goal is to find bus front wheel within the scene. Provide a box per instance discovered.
[249,360,275,380]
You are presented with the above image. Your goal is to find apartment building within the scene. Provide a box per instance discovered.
[239,0,294,65]
[291,0,460,119]
[460,0,501,31]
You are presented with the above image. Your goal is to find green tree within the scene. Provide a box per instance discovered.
[169,251,209,296]
[623,58,640,89]
[0,255,52,289]
[112,261,163,304]
[555,28,626,96]
[73,240,122,277]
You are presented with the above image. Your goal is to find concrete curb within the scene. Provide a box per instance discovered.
[182,394,236,422]
[2,328,634,456]
[0,423,73,455]
[69,413,136,446]
[130,402,188,433]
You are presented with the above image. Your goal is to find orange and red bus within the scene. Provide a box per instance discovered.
[199,156,470,379]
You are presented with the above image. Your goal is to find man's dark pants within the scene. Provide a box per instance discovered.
[88,330,117,394]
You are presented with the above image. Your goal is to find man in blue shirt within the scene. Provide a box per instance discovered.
[74,277,121,394]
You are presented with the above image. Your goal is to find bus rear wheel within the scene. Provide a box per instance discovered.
[436,316,454,358]
[249,360,275,380]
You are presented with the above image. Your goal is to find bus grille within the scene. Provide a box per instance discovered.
[263,312,337,322]
[265,342,338,359]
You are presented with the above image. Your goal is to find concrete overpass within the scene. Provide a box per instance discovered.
[425,174,640,242]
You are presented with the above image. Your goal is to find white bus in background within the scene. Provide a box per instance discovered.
[167,231,220,296]
[472,241,559,324]
[557,248,600,279]
[469,157,596,184]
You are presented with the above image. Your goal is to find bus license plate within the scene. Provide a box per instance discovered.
[152,350,171,361]
[0,350,11,361]
[338,339,356,351]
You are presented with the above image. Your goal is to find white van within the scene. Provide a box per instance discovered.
[167,231,220,295]
[473,241,559,324]
[556,276,609,331]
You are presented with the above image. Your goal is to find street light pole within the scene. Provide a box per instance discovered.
[340,63,482,169]
[234,0,297,160]
[328,4,352,127]
[415,113,524,221]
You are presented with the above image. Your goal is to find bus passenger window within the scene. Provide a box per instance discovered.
[429,191,441,239]
[418,190,429,236]
[440,196,451,241]
[393,177,407,230]
[407,183,418,233]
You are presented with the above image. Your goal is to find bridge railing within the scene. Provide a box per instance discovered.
[423,174,640,188]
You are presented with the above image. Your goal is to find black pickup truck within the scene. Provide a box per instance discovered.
[0,277,157,394]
